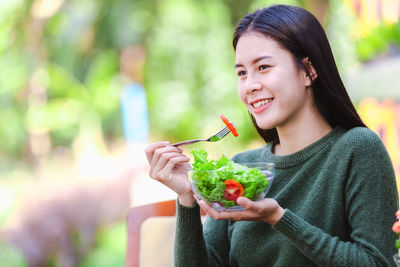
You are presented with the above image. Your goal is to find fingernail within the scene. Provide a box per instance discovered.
[237,197,245,205]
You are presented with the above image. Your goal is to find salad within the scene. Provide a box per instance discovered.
[190,149,271,209]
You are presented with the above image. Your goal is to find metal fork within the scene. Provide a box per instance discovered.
[171,125,234,147]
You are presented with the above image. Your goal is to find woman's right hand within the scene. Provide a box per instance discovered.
[144,142,194,206]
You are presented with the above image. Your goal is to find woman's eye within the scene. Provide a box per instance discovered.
[258,65,270,71]
[237,70,247,77]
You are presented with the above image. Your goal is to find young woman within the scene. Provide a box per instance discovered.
[145,5,398,266]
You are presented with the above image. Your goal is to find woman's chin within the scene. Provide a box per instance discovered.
[256,121,275,130]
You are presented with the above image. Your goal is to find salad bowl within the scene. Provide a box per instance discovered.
[188,162,275,211]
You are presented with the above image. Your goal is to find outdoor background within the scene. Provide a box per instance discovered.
[1,0,400,266]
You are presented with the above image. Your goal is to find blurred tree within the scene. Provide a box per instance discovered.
[221,0,252,25]
[1,0,396,163]
[0,0,159,163]
[0,241,27,267]
[325,0,359,76]
[145,0,254,146]
[78,222,125,267]
[250,0,302,11]
[0,1,31,159]
[355,21,400,62]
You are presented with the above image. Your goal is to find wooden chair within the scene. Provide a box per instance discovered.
[126,199,206,267]
[125,199,177,267]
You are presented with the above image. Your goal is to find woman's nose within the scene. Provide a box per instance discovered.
[244,75,262,94]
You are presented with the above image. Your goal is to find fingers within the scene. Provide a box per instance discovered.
[157,153,190,181]
[236,197,250,208]
[195,196,271,222]
[194,196,240,220]
[145,141,183,172]
[152,149,182,173]
[144,141,170,163]
[150,145,183,168]
[145,142,191,186]
[236,197,262,213]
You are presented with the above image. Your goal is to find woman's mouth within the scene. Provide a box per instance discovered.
[250,98,273,113]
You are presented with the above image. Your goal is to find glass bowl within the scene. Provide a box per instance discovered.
[188,162,275,211]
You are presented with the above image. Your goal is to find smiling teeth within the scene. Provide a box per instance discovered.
[253,99,272,108]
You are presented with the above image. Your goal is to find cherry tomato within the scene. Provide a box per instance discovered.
[223,179,244,203]
[220,114,238,137]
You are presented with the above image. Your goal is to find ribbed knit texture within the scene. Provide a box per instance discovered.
[174,127,398,266]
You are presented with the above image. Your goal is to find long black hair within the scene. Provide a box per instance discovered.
[233,5,366,144]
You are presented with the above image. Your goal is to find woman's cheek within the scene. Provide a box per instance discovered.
[238,84,247,104]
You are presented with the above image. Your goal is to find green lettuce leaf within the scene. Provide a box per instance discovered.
[190,149,269,208]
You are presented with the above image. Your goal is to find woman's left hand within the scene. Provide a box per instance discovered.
[195,196,286,225]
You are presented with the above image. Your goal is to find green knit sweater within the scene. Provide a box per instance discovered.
[174,127,399,266]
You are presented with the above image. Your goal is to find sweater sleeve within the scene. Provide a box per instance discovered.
[273,130,398,267]
[174,200,208,267]
[174,200,230,267]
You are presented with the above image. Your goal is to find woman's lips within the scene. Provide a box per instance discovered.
[250,98,273,114]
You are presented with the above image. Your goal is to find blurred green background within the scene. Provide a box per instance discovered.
[0,0,399,266]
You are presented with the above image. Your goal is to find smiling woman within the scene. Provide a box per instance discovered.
[235,32,318,135]
[144,4,399,267]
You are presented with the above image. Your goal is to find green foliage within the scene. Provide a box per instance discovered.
[325,0,358,75]
[250,0,301,11]
[79,222,126,267]
[1,0,376,161]
[0,241,27,267]
[0,1,31,157]
[0,0,132,157]
[145,0,247,144]
[355,21,400,62]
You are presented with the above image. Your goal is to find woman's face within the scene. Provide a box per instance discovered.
[235,32,313,130]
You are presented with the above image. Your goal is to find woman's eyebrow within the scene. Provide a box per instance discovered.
[234,55,272,68]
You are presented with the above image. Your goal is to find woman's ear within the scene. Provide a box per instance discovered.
[303,57,317,87]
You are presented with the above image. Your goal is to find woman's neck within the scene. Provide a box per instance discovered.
[274,109,332,156]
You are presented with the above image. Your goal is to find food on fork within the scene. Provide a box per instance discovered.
[220,114,238,137]
[171,114,238,147]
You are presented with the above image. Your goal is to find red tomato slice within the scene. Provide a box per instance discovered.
[220,114,238,137]
[223,179,244,203]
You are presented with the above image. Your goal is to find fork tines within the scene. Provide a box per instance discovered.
[216,126,230,138]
